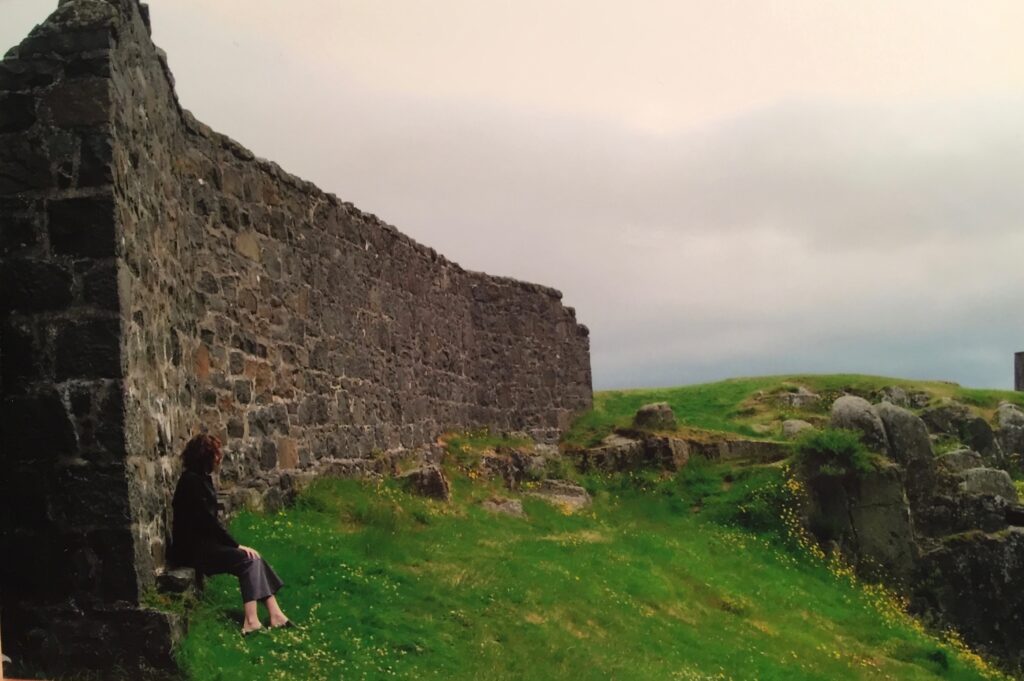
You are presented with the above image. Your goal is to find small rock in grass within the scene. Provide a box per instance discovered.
[398,465,451,501]
[633,402,677,430]
[481,497,525,517]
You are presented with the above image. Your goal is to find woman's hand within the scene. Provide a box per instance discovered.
[239,545,261,560]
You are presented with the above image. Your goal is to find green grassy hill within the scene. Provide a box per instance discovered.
[174,375,1023,680]
[565,374,1024,447]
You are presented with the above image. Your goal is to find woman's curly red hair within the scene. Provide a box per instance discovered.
[181,433,222,473]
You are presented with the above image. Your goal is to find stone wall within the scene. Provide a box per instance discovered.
[0,0,592,675]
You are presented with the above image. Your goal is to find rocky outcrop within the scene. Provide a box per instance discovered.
[525,480,591,511]
[580,433,689,472]
[633,402,677,430]
[958,468,1018,502]
[936,449,983,473]
[916,529,1024,671]
[996,402,1024,457]
[810,394,1024,671]
[875,402,938,507]
[803,458,916,582]
[830,395,889,452]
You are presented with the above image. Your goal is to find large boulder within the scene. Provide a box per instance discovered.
[997,402,1024,429]
[936,448,984,473]
[847,463,917,581]
[876,402,937,505]
[960,416,1004,465]
[959,467,1018,502]
[633,402,677,430]
[831,395,889,452]
[915,529,1024,667]
[876,403,933,466]
[920,402,971,435]
[996,402,1024,457]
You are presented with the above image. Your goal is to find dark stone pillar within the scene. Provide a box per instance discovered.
[1016,352,1023,392]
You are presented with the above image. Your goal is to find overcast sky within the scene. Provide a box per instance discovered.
[4,0,1023,390]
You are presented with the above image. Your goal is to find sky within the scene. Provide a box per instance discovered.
[3,0,1023,390]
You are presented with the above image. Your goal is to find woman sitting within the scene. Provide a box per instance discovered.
[169,433,292,635]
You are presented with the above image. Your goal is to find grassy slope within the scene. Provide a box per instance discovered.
[178,463,1005,681]
[565,374,1024,447]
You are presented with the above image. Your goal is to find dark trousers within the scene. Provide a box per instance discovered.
[196,545,284,603]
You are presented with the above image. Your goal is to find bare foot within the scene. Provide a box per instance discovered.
[269,614,290,628]
[242,618,263,636]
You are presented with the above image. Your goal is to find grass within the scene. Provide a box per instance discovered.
[564,374,1024,448]
[178,460,1007,681]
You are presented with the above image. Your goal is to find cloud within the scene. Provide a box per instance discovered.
[4,2,1021,391]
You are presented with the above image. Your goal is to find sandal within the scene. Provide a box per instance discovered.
[271,619,298,630]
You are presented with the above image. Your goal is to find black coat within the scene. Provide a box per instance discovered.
[168,469,239,568]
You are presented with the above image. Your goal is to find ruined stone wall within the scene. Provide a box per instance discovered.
[1,0,591,674]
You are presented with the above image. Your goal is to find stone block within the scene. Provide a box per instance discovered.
[0,319,40,386]
[47,193,116,257]
[259,438,277,469]
[0,209,38,254]
[54,317,121,379]
[49,464,131,527]
[0,58,60,91]
[1,388,76,463]
[0,135,52,194]
[0,92,35,133]
[155,567,196,594]
[0,257,73,311]
[42,77,110,127]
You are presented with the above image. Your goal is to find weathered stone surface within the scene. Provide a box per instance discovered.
[47,193,116,257]
[830,395,889,452]
[959,468,1018,502]
[54,318,121,379]
[876,385,909,407]
[526,479,591,511]
[847,463,917,580]
[1,388,77,462]
[960,416,1003,464]
[937,448,984,473]
[996,402,1024,429]
[481,497,525,518]
[920,401,971,436]
[876,402,937,506]
[633,402,677,430]
[155,566,196,594]
[915,529,1024,669]
[0,258,73,311]
[0,92,36,133]
[398,465,451,501]
[782,419,814,439]
[42,77,111,127]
